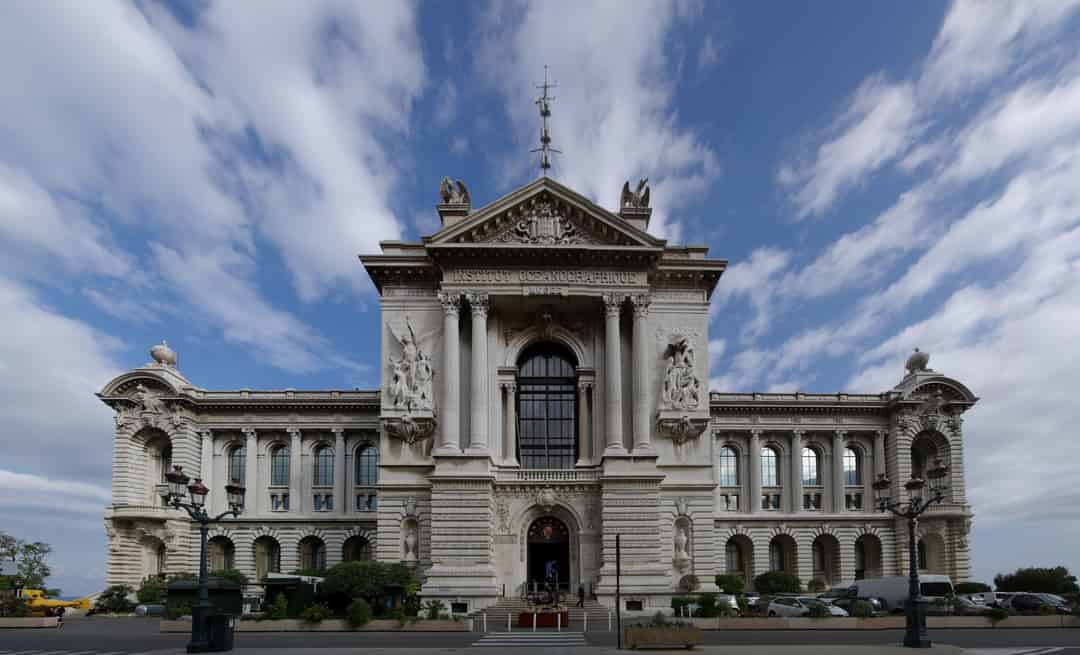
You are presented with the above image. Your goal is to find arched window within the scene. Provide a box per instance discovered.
[761,446,780,487]
[270,445,290,486]
[769,541,785,572]
[356,446,378,487]
[208,536,235,571]
[343,536,372,562]
[299,536,326,572]
[801,447,821,486]
[159,446,172,483]
[844,447,861,486]
[517,344,577,469]
[725,540,742,573]
[812,540,826,574]
[254,537,281,581]
[313,446,334,486]
[719,446,739,486]
[228,445,246,484]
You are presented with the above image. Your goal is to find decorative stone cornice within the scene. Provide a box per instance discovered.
[381,413,437,446]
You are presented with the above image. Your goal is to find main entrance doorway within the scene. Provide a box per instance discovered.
[527,516,571,592]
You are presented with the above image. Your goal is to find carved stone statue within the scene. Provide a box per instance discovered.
[439,177,471,206]
[673,526,690,572]
[386,318,436,411]
[660,335,701,411]
[905,348,931,374]
[621,178,650,209]
[132,383,165,414]
[404,523,418,563]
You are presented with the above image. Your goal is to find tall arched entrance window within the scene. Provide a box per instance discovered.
[527,516,571,592]
[517,344,577,469]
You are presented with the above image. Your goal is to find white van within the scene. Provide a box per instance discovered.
[846,575,954,612]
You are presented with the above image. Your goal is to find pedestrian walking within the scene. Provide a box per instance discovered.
[56,605,65,629]
[576,584,585,608]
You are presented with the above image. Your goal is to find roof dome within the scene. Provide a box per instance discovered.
[905,348,930,374]
[150,340,177,367]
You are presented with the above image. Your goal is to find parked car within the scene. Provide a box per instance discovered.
[819,585,854,600]
[847,575,954,613]
[767,596,849,617]
[952,595,992,616]
[829,596,885,616]
[1007,592,1071,614]
[716,593,741,616]
[135,604,165,617]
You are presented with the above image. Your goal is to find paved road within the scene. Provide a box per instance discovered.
[2,617,1079,653]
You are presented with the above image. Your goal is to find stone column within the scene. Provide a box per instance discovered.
[603,293,626,455]
[790,430,804,513]
[467,292,490,454]
[833,430,847,513]
[333,428,346,515]
[242,427,258,516]
[748,430,762,514]
[502,382,519,466]
[630,294,653,453]
[198,429,213,508]
[437,291,461,454]
[287,427,302,513]
[577,381,592,465]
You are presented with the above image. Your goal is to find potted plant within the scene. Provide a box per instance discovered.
[624,611,702,649]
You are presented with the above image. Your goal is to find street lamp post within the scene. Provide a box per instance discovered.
[164,465,245,653]
[872,459,950,649]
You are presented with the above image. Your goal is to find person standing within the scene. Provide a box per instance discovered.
[576,584,585,608]
[55,606,65,629]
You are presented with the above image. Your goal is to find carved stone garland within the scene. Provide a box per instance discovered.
[489,198,592,245]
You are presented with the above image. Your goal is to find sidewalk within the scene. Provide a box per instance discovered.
[143,646,966,654]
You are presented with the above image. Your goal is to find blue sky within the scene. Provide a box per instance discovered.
[2,1,1080,596]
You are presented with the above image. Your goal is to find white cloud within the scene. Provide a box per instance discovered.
[474,0,720,241]
[779,76,919,219]
[434,80,460,128]
[697,34,722,71]
[710,246,790,338]
[450,135,470,156]
[0,470,112,516]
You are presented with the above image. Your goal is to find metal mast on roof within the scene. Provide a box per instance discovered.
[531,65,560,176]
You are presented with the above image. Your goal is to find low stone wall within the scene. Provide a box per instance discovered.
[160,618,467,633]
[688,615,1080,630]
[0,617,60,629]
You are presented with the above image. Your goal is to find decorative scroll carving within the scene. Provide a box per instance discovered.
[674,496,690,517]
[437,291,461,317]
[535,486,558,510]
[602,293,624,318]
[660,334,701,411]
[656,415,709,445]
[466,292,489,319]
[404,497,417,518]
[491,199,588,245]
[382,415,437,445]
[630,293,651,318]
[621,178,650,209]
[386,317,436,412]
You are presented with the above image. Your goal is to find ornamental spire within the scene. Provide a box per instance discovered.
[531,65,561,176]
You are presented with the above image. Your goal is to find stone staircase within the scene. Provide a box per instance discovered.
[471,597,614,632]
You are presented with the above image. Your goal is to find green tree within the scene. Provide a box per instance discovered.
[137,577,166,604]
[714,574,745,596]
[322,561,414,614]
[0,531,53,589]
[993,567,1080,594]
[95,585,136,614]
[754,571,802,595]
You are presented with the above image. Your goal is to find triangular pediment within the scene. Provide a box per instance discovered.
[426,177,664,250]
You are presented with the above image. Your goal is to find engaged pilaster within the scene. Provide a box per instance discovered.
[198,429,213,508]
[790,430,804,513]
[242,427,258,515]
[501,382,519,466]
[631,293,653,453]
[577,380,593,465]
[748,429,762,514]
[287,427,302,513]
[602,293,626,455]
[333,427,346,515]
[436,291,461,454]
[833,430,847,513]
[467,292,490,454]
[873,429,886,479]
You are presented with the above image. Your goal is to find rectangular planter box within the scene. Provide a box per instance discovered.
[160,618,466,633]
[624,626,702,649]
[518,611,568,628]
[699,615,1080,631]
[0,617,60,629]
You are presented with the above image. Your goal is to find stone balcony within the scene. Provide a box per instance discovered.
[494,468,601,484]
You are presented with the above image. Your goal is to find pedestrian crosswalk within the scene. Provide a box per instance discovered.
[964,649,1064,655]
[0,650,164,655]
[471,630,588,648]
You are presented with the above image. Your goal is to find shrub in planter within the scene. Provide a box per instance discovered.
[269,593,289,620]
[754,571,802,595]
[209,569,249,587]
[735,595,750,615]
[807,602,830,618]
[988,607,1010,625]
[714,574,745,596]
[302,603,330,623]
[1038,603,1055,616]
[807,578,826,593]
[95,585,136,614]
[137,576,166,604]
[166,604,191,620]
[670,596,693,617]
[422,599,446,620]
[0,596,31,617]
[852,600,875,618]
[346,598,372,628]
[697,593,719,618]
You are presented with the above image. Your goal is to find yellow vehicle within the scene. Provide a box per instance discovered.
[18,589,90,616]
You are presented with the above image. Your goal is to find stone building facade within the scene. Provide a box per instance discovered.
[98,176,977,612]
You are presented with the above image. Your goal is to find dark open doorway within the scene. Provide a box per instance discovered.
[526,516,570,591]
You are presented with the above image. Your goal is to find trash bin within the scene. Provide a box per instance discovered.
[206,614,234,652]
